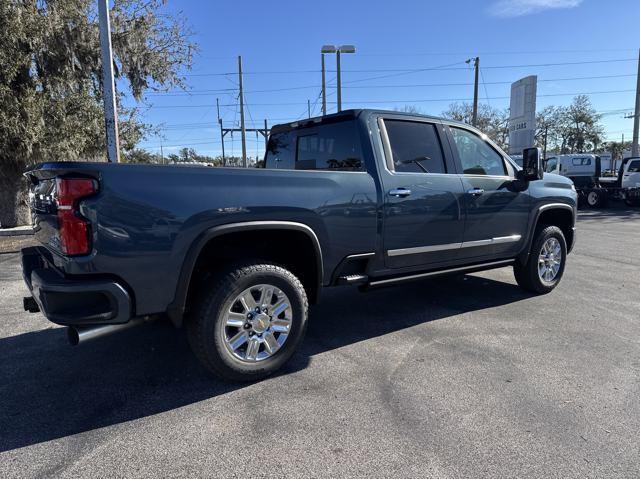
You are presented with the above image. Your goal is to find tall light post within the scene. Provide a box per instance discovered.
[321,45,356,113]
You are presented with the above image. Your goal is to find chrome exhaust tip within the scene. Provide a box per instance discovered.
[67,317,145,346]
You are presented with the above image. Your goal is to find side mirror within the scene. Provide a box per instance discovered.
[520,147,543,181]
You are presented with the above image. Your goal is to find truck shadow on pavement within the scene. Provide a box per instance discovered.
[0,273,530,452]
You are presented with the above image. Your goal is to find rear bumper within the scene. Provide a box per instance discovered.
[21,247,131,326]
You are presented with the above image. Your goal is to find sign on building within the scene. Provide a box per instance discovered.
[508,75,537,155]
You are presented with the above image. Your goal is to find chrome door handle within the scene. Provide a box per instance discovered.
[467,188,485,196]
[389,188,412,198]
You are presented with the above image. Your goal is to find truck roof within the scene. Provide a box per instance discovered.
[269,109,455,135]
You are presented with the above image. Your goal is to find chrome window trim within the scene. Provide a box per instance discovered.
[377,117,451,176]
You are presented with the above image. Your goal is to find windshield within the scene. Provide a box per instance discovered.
[627,160,640,173]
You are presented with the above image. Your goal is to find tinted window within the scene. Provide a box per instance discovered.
[295,120,363,171]
[265,131,295,169]
[545,158,558,173]
[384,120,446,174]
[628,160,640,173]
[450,127,507,176]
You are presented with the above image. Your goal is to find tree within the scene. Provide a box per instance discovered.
[605,141,631,161]
[442,102,510,150]
[0,0,195,227]
[563,95,604,153]
[393,105,423,114]
[535,106,564,157]
[123,148,160,164]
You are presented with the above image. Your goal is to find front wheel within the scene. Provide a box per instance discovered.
[187,263,308,382]
[514,225,567,294]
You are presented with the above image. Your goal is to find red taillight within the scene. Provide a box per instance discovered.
[55,178,96,256]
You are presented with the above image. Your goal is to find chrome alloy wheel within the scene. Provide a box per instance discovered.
[220,284,293,363]
[538,237,562,283]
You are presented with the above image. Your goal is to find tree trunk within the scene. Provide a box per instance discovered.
[0,163,31,228]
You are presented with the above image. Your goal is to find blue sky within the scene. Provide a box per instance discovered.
[132,0,639,157]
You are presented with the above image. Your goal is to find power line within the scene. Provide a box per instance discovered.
[145,89,636,109]
[181,58,636,78]
[145,73,637,98]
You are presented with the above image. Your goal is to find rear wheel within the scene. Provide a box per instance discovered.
[187,263,308,382]
[586,189,605,208]
[624,197,640,207]
[514,225,567,294]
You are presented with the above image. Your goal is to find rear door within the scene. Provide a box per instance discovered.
[445,124,530,260]
[377,116,466,269]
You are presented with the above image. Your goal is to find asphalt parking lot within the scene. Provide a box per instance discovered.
[1,206,639,478]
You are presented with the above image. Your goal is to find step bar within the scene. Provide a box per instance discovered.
[366,259,515,289]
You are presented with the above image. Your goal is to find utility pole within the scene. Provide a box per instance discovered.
[321,54,327,116]
[336,50,342,112]
[264,119,269,151]
[238,55,247,168]
[160,142,164,165]
[98,0,120,163]
[308,99,311,118]
[216,98,226,166]
[632,48,640,157]
[543,125,548,161]
[468,56,480,127]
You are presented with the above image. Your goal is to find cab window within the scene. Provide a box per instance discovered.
[383,120,447,174]
[450,127,507,176]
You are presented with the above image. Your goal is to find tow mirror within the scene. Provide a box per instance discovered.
[520,147,543,181]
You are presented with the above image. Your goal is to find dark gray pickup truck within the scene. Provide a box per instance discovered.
[22,109,577,381]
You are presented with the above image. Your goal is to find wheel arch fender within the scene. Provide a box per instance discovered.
[166,221,324,327]
[518,203,576,264]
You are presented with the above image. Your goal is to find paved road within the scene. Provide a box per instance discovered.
[1,207,639,478]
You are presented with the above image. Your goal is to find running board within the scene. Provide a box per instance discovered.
[365,259,515,289]
[337,274,369,285]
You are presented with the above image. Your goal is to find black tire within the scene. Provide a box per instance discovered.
[514,225,567,295]
[187,263,308,382]
[585,189,604,208]
[624,197,639,207]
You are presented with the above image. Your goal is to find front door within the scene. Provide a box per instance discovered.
[446,125,530,259]
[378,117,466,269]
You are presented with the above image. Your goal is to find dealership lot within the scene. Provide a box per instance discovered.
[1,207,639,478]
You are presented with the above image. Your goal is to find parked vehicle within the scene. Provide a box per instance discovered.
[545,154,640,207]
[21,110,577,381]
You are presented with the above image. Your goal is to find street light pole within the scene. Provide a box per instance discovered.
[321,45,355,114]
[321,53,327,116]
[98,0,120,163]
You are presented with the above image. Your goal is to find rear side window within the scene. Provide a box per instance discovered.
[295,120,364,171]
[384,120,446,174]
[265,131,295,169]
[572,157,591,166]
[450,127,507,176]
